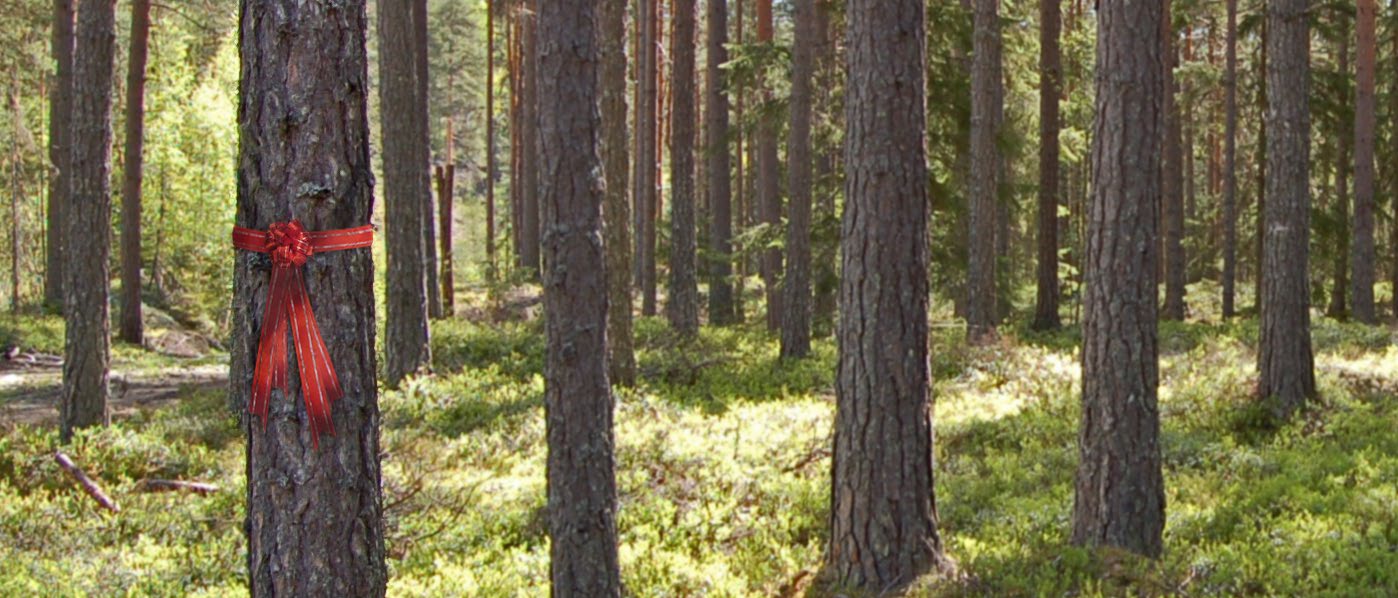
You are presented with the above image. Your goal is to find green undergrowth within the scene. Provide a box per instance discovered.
[2,306,1396,596]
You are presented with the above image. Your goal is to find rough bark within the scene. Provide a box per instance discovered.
[235,2,386,593]
[46,0,74,311]
[827,0,954,588]
[536,0,622,593]
[756,0,781,331]
[1222,0,1238,318]
[636,0,659,315]
[1033,0,1062,331]
[1349,0,1377,324]
[602,0,635,385]
[668,0,700,336]
[520,0,542,276]
[967,0,999,342]
[119,0,151,345]
[1162,2,1186,321]
[706,0,735,326]
[1257,0,1315,418]
[380,0,432,386]
[780,0,815,358]
[415,0,442,319]
[1071,0,1165,558]
[61,0,117,441]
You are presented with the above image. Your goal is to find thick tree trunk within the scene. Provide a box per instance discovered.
[967,0,1000,342]
[46,0,74,311]
[668,0,699,336]
[520,1,542,277]
[1349,0,1377,324]
[1032,0,1062,331]
[1257,0,1315,418]
[706,0,735,327]
[828,0,954,588]
[779,0,815,358]
[119,0,151,345]
[537,1,622,593]
[380,0,432,386]
[62,0,117,441]
[414,0,441,319]
[756,0,781,331]
[1222,0,1238,318]
[235,2,386,593]
[601,0,635,385]
[1162,3,1186,321]
[1071,0,1165,558]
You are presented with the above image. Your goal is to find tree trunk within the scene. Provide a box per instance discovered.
[1349,0,1377,324]
[812,3,838,330]
[733,0,747,323]
[827,0,954,588]
[1162,3,1186,321]
[62,0,117,441]
[1254,16,1266,312]
[235,2,386,593]
[46,0,74,311]
[636,0,659,315]
[756,0,781,331]
[415,0,442,318]
[119,0,151,345]
[380,0,432,386]
[509,8,523,267]
[1329,36,1350,320]
[1032,0,1062,331]
[437,159,455,316]
[520,0,542,276]
[779,0,815,358]
[1071,0,1166,558]
[601,0,635,386]
[1222,0,1238,318]
[9,85,22,313]
[1257,0,1315,419]
[487,4,497,283]
[967,0,1000,342]
[667,0,699,336]
[537,1,622,593]
[706,0,735,327]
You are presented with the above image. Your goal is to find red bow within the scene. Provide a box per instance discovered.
[233,220,374,446]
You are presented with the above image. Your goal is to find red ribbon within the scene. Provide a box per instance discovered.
[233,220,374,446]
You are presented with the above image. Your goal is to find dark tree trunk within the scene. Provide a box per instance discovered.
[602,0,636,385]
[61,0,117,441]
[1257,0,1315,418]
[119,0,151,345]
[46,0,74,311]
[415,0,442,318]
[827,0,954,588]
[967,0,999,342]
[1071,0,1165,558]
[1254,17,1266,312]
[779,0,815,358]
[668,0,699,336]
[520,0,542,276]
[1222,0,1238,318]
[537,0,622,593]
[1032,0,1062,331]
[436,159,455,315]
[1349,0,1377,324]
[1162,2,1186,321]
[636,0,659,316]
[235,2,386,593]
[756,0,781,331]
[380,0,432,386]
[706,0,735,326]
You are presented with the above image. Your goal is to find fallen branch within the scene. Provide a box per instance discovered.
[137,479,219,495]
[53,451,120,513]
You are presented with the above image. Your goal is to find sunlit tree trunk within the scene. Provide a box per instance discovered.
[414,0,441,319]
[1071,0,1165,558]
[602,0,635,385]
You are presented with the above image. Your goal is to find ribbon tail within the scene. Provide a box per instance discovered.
[250,266,292,428]
[287,268,338,446]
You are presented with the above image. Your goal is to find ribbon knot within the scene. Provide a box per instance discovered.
[233,220,374,446]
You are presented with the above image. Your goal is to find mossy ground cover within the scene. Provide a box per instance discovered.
[2,294,1396,596]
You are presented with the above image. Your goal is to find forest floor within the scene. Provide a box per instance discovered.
[1,284,1397,596]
